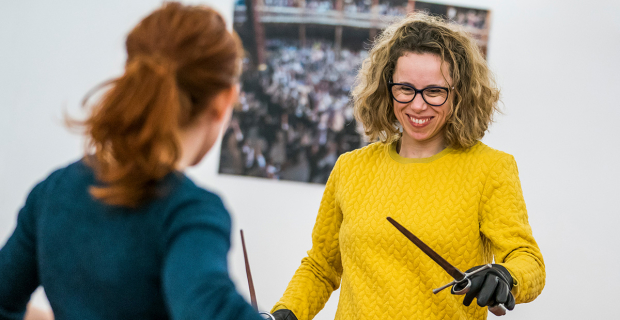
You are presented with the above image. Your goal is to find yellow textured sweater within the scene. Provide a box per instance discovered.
[272,141,545,320]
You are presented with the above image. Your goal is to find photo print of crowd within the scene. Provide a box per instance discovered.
[218,0,491,183]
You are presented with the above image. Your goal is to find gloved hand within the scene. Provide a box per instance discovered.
[452,264,516,310]
[272,309,298,320]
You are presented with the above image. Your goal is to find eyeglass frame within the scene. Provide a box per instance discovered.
[387,82,454,107]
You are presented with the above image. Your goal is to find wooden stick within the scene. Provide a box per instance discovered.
[240,229,258,311]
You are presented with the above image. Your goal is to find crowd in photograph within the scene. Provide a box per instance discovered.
[238,0,488,24]
[242,0,407,16]
[343,0,371,14]
[306,0,335,12]
[219,40,367,183]
[262,0,298,7]
[377,0,408,16]
[447,7,488,29]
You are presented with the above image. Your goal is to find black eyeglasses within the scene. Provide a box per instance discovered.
[388,82,453,106]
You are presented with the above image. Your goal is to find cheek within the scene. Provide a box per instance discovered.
[393,102,406,117]
[432,104,451,129]
[440,100,454,120]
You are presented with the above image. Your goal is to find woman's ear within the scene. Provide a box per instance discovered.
[209,84,239,121]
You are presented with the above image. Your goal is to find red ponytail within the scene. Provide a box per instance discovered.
[72,2,242,207]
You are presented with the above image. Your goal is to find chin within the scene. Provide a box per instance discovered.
[407,126,442,142]
[405,131,431,142]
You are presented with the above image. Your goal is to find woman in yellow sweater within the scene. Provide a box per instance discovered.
[271,13,545,320]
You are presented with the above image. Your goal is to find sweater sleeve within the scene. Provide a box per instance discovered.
[271,157,343,320]
[0,182,44,320]
[479,155,546,304]
[161,192,263,320]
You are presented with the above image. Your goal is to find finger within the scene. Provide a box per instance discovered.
[462,275,485,306]
[505,292,516,311]
[462,291,476,307]
[495,280,509,305]
[477,275,499,307]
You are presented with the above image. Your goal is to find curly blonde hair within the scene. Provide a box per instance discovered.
[352,12,500,149]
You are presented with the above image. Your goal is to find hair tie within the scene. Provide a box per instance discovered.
[128,54,177,76]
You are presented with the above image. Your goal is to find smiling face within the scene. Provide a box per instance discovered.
[392,52,453,153]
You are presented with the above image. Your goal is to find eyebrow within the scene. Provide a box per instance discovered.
[397,81,448,88]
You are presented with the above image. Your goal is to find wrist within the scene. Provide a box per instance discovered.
[272,309,298,320]
[492,264,515,290]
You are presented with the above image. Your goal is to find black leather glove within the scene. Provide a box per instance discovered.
[452,264,516,310]
[272,309,298,320]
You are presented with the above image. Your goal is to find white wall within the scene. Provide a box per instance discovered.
[1,0,619,319]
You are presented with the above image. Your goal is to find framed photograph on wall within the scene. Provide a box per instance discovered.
[218,0,491,184]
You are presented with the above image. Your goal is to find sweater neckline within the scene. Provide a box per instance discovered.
[387,140,454,164]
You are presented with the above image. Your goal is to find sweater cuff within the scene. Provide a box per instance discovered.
[497,263,519,294]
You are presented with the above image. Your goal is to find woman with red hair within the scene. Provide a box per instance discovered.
[0,3,266,320]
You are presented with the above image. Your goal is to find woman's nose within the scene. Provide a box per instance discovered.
[409,94,427,112]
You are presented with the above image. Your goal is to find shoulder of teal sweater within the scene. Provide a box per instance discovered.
[37,160,83,193]
[16,160,83,222]
[160,174,226,212]
[158,176,231,239]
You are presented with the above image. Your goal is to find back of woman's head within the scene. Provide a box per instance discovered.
[78,2,242,207]
[353,12,499,148]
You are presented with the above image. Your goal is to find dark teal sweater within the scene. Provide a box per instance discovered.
[0,160,263,320]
